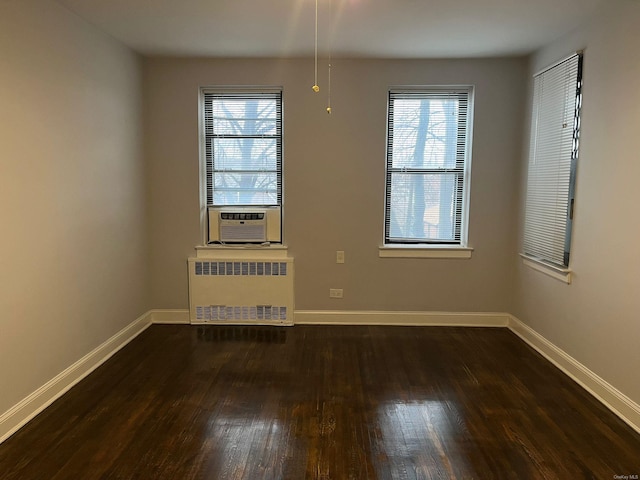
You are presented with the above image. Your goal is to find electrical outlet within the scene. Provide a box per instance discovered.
[329,288,344,299]
[336,251,345,264]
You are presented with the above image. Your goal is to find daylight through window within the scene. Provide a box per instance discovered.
[384,87,473,245]
[203,90,283,207]
[523,53,583,267]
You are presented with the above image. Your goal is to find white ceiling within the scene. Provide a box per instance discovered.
[55,0,606,58]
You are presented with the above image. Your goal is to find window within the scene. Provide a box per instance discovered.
[202,89,283,207]
[523,53,583,268]
[384,87,474,245]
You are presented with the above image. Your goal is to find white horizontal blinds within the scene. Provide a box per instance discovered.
[523,54,583,267]
[385,88,471,244]
[204,91,283,206]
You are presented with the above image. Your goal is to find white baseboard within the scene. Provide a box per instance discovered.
[294,310,510,327]
[148,309,190,325]
[297,309,640,433]
[0,311,153,444]
[2,308,638,446]
[148,309,510,327]
[508,315,640,435]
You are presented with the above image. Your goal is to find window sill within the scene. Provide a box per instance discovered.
[520,254,571,284]
[196,244,289,259]
[379,245,473,259]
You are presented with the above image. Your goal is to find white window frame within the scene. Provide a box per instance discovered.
[381,86,474,256]
[198,87,284,244]
[522,53,583,282]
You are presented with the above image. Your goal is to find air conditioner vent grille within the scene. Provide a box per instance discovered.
[221,212,265,220]
[220,224,266,242]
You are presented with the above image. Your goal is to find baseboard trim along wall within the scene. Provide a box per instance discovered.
[148,309,190,324]
[294,310,511,326]
[0,311,153,444]
[508,315,640,435]
[1,309,638,444]
[296,310,640,433]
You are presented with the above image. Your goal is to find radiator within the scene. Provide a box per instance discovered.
[188,256,294,325]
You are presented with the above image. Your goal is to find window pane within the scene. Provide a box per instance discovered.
[213,172,278,205]
[384,88,472,246]
[212,99,277,136]
[213,138,277,171]
[387,173,460,242]
[204,91,283,207]
[391,98,460,170]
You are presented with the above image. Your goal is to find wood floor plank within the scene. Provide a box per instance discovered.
[0,325,638,479]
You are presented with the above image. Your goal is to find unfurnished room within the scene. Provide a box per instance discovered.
[0,0,639,478]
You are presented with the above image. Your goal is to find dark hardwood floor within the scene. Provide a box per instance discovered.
[0,325,638,479]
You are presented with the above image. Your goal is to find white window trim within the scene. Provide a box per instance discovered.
[198,85,284,246]
[520,254,571,284]
[383,85,474,247]
[379,245,473,259]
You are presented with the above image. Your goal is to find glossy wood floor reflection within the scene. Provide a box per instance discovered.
[1,325,639,479]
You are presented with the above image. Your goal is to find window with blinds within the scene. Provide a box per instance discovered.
[202,89,283,206]
[523,54,583,268]
[384,87,474,245]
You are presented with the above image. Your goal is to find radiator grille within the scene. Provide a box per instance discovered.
[195,261,287,276]
[195,305,288,322]
[188,256,294,326]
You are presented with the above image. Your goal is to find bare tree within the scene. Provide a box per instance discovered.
[213,98,278,205]
[389,97,458,240]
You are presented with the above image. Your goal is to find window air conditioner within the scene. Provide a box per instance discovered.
[208,206,282,244]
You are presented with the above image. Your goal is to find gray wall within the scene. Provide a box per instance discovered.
[514,0,640,405]
[145,56,527,312]
[0,0,148,414]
